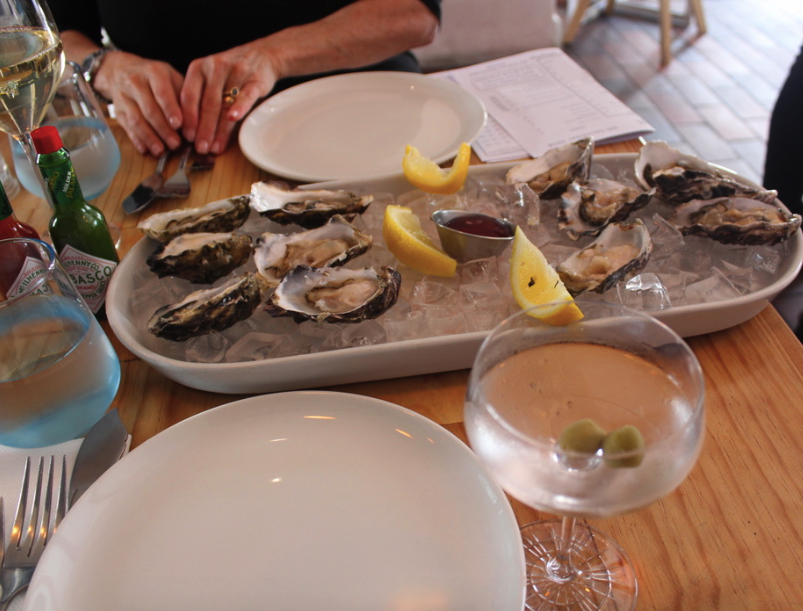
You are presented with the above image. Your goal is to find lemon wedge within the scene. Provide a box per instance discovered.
[402,142,472,195]
[382,205,457,277]
[510,226,583,325]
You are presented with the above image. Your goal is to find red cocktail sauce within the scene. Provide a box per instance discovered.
[443,214,515,238]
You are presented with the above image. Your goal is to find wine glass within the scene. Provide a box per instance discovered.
[10,60,120,200]
[464,300,705,610]
[0,0,65,208]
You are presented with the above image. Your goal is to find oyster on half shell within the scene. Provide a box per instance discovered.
[557,219,653,295]
[634,141,777,206]
[558,178,654,240]
[250,182,373,228]
[254,214,372,285]
[146,232,253,284]
[138,196,251,242]
[147,272,266,342]
[669,197,802,245]
[505,138,594,199]
[266,265,401,323]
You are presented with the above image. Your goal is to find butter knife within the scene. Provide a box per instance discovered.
[69,409,128,507]
[122,152,169,215]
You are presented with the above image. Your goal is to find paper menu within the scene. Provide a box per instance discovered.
[432,48,653,163]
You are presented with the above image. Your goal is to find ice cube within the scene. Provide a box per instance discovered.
[384,309,427,343]
[225,332,290,362]
[459,257,499,284]
[685,268,741,304]
[410,278,459,307]
[621,273,671,311]
[340,319,387,347]
[459,281,506,313]
[424,305,467,336]
[184,333,230,363]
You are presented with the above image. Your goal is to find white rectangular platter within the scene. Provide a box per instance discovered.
[107,154,803,394]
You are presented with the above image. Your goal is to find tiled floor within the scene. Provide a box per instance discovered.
[562,0,803,186]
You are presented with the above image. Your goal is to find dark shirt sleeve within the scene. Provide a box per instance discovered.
[417,0,442,21]
[49,0,104,45]
[421,0,441,21]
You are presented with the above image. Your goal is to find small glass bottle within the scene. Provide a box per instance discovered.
[0,178,40,240]
[32,125,119,318]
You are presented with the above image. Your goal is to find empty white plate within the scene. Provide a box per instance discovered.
[25,391,524,611]
[239,71,486,182]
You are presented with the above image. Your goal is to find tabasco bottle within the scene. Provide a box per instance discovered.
[32,125,119,318]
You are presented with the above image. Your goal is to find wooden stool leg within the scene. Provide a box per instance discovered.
[660,0,672,66]
[564,0,593,43]
[689,0,708,34]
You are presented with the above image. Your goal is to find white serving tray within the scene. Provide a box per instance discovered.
[107,155,802,394]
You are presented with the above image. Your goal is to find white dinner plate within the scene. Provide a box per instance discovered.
[238,71,487,182]
[24,391,525,611]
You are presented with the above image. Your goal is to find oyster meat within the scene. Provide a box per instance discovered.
[669,197,802,245]
[505,138,594,199]
[138,196,251,242]
[266,265,401,323]
[557,219,653,295]
[559,178,654,240]
[146,232,253,284]
[254,215,372,285]
[147,272,266,342]
[250,182,373,229]
[634,141,777,206]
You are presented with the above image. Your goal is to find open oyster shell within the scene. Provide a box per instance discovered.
[147,272,266,342]
[146,232,253,284]
[254,215,373,286]
[265,265,401,324]
[669,197,802,245]
[558,178,654,240]
[505,137,594,199]
[557,219,653,295]
[138,196,251,242]
[634,141,777,206]
[250,182,373,229]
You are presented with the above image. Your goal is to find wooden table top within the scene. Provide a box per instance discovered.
[6,124,803,610]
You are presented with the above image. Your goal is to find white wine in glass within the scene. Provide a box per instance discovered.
[0,0,65,206]
[465,300,705,610]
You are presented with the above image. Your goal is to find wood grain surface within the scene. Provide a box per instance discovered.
[5,124,802,610]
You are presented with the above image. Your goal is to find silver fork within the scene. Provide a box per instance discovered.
[0,456,67,609]
[156,145,192,198]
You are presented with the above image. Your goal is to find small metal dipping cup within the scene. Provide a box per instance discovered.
[431,210,516,263]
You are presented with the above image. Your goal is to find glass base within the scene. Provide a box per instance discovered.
[521,520,637,611]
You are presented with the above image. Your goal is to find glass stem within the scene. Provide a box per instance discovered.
[547,516,578,582]
[17,132,55,211]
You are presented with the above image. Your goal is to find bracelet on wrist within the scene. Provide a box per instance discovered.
[81,48,115,104]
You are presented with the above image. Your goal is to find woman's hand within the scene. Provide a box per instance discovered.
[180,41,280,156]
[93,51,185,156]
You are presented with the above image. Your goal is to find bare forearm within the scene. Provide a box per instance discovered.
[264,0,438,80]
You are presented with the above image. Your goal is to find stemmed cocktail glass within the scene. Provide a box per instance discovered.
[0,0,65,207]
[465,300,705,610]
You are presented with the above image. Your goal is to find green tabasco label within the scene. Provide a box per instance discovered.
[59,244,117,313]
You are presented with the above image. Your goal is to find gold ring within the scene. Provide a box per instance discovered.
[222,87,239,105]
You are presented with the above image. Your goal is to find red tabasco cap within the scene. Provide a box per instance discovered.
[31,125,63,154]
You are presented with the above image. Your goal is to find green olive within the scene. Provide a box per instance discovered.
[602,425,645,468]
[557,418,606,454]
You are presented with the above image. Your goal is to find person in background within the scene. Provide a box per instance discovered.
[764,39,803,341]
[49,0,441,158]
[764,41,803,218]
